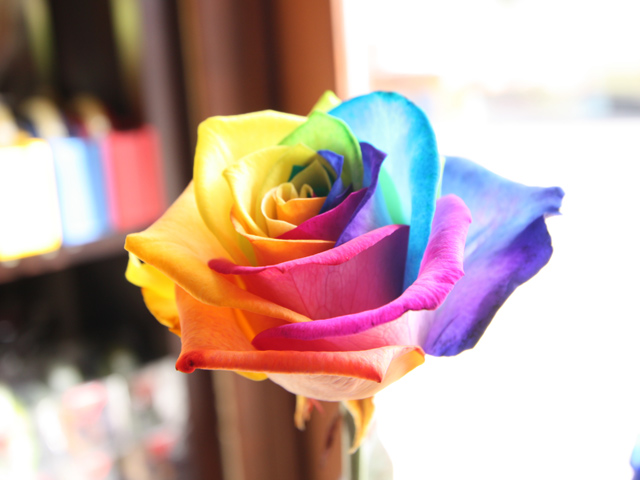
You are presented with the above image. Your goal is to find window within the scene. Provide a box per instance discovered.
[335,0,640,477]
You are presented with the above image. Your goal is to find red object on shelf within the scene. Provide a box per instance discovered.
[101,126,166,232]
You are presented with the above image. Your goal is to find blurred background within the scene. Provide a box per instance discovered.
[0,0,639,479]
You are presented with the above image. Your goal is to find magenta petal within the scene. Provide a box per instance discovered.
[252,309,432,352]
[252,195,471,349]
[210,224,409,320]
[277,188,367,241]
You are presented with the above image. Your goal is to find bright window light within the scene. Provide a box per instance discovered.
[337,1,640,477]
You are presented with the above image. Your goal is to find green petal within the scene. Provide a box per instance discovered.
[280,111,363,190]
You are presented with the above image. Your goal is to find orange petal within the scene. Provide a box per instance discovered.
[261,183,326,237]
[175,287,424,401]
[277,196,326,226]
[125,183,309,324]
[231,214,334,265]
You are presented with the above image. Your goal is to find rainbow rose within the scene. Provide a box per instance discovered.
[125,91,563,444]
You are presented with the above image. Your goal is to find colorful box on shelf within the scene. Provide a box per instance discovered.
[49,137,109,246]
[21,96,111,248]
[101,125,165,232]
[0,139,63,262]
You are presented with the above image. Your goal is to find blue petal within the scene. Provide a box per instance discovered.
[330,92,440,289]
[424,157,564,356]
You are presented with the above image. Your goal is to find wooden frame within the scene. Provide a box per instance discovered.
[175,1,349,478]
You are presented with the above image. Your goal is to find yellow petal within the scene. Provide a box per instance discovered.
[194,111,305,262]
[236,371,269,381]
[344,397,375,454]
[126,253,180,333]
[294,395,314,430]
[125,253,175,298]
[141,287,181,335]
[252,144,322,231]
[125,182,309,324]
[261,185,295,237]
[223,145,290,237]
[224,144,329,238]
[261,182,326,237]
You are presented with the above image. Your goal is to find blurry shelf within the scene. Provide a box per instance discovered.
[0,232,131,284]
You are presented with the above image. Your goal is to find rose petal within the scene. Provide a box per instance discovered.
[279,142,389,242]
[330,92,441,289]
[318,150,348,212]
[276,196,326,226]
[194,111,305,262]
[336,142,391,244]
[261,184,326,237]
[443,156,564,257]
[288,157,332,195]
[252,309,431,353]
[294,395,315,430]
[267,348,424,401]
[252,145,319,210]
[125,252,175,299]
[174,286,424,401]
[126,254,180,334]
[251,195,470,348]
[423,156,564,355]
[344,397,375,453]
[210,224,409,319]
[224,145,291,236]
[277,189,367,241]
[310,90,342,113]
[125,183,309,324]
[225,143,326,237]
[280,110,364,189]
[231,214,335,265]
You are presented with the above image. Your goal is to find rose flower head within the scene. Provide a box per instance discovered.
[125,91,563,449]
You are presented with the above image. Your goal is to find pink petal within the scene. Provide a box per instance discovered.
[252,195,471,349]
[209,224,409,320]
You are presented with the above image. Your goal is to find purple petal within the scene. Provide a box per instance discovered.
[318,150,349,212]
[336,142,390,244]
[423,157,564,356]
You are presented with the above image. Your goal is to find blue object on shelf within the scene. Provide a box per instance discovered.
[50,137,109,246]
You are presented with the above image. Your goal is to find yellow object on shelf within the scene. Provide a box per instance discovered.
[0,139,63,262]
